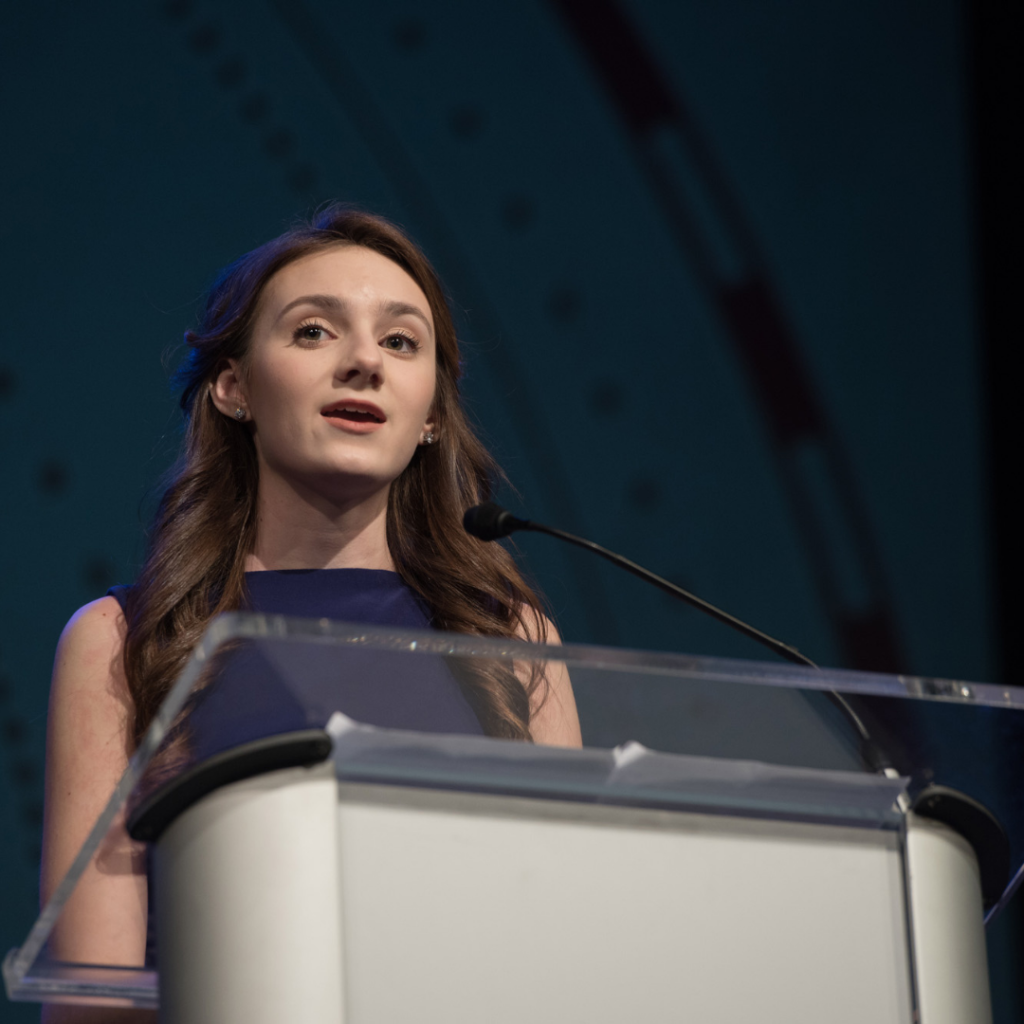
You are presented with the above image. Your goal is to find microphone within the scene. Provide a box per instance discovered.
[462,503,529,541]
[463,501,892,774]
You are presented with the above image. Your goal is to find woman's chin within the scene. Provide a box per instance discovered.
[285,463,398,506]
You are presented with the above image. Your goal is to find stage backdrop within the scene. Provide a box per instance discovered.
[2,0,1010,1019]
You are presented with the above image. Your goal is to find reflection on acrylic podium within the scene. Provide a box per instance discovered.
[6,614,1020,1023]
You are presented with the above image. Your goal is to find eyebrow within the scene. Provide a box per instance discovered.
[276,293,433,337]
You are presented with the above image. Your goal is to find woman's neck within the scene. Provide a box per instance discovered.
[245,473,393,572]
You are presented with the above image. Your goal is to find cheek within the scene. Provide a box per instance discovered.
[414,367,439,422]
[247,359,315,420]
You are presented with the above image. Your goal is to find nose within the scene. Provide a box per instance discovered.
[336,327,383,387]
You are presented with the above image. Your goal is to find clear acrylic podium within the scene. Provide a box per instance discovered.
[6,613,1024,1022]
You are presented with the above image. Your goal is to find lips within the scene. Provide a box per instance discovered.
[321,399,387,425]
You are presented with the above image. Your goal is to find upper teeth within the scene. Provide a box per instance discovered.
[331,406,378,418]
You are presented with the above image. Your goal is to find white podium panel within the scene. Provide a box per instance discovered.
[906,815,992,1024]
[154,765,344,1024]
[333,782,913,1024]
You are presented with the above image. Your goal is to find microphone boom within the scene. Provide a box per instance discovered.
[462,501,891,774]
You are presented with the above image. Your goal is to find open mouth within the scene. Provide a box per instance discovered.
[321,401,386,424]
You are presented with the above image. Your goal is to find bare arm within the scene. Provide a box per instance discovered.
[41,597,156,1023]
[518,614,583,748]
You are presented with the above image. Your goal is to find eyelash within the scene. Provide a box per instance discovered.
[291,320,421,353]
[382,330,421,353]
[293,320,330,346]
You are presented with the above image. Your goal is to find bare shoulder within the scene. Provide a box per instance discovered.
[513,603,561,646]
[514,608,582,749]
[55,595,126,668]
[48,594,132,780]
[51,596,130,708]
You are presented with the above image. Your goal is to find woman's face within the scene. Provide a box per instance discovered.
[216,244,437,503]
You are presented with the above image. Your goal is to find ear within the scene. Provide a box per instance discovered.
[208,360,248,420]
[419,410,437,445]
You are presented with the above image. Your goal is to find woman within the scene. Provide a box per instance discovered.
[41,206,581,1021]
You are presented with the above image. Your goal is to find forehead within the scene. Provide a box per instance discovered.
[260,244,433,326]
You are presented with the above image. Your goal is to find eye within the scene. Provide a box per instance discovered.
[381,331,421,353]
[292,320,331,346]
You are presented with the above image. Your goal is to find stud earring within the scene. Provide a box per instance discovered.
[234,408,246,421]
[422,431,435,445]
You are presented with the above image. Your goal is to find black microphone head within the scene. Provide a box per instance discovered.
[463,502,527,541]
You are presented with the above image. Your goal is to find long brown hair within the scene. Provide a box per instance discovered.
[123,205,547,746]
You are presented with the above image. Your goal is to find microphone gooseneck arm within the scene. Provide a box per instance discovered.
[463,501,892,775]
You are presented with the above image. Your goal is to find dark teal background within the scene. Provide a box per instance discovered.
[1,1,1017,1019]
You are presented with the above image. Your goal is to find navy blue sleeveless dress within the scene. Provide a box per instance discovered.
[109,568,484,749]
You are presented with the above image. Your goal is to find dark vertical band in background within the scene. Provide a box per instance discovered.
[968,2,1024,687]
[967,1,1024,1020]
